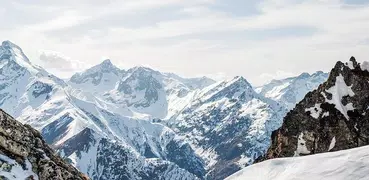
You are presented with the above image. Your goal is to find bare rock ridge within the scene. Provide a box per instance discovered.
[262,56,369,160]
[0,109,87,180]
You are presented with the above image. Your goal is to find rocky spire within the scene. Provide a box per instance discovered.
[0,109,87,180]
[260,56,369,161]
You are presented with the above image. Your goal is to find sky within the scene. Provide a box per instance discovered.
[1,0,369,86]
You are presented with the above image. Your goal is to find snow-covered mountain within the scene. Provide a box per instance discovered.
[256,71,328,110]
[67,61,292,179]
[227,57,369,180]
[167,76,288,179]
[227,145,369,180]
[2,40,334,180]
[0,41,206,179]
[69,63,215,120]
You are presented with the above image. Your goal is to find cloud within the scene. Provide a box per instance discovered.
[2,0,369,85]
[259,70,298,84]
[39,50,85,76]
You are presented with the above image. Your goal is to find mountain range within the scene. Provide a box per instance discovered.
[0,40,334,179]
[228,57,369,180]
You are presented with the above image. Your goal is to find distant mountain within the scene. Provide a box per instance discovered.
[262,57,369,160]
[168,76,287,179]
[69,59,125,93]
[69,63,215,120]
[3,40,339,180]
[256,71,328,110]
[0,109,86,180]
[0,41,206,179]
[227,145,369,180]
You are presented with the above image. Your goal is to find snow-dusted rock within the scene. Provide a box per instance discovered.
[262,57,369,161]
[0,109,86,180]
[168,76,287,179]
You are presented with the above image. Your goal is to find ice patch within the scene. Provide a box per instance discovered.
[0,154,39,180]
[328,136,336,151]
[305,103,322,119]
[237,154,251,168]
[346,61,355,69]
[360,61,369,72]
[322,74,355,120]
[322,112,330,118]
[295,132,310,156]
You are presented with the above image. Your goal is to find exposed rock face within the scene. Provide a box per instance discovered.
[0,109,87,180]
[262,57,369,160]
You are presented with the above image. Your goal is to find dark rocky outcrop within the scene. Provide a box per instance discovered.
[261,57,369,160]
[0,109,87,180]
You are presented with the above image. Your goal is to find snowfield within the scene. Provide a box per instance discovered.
[227,145,369,180]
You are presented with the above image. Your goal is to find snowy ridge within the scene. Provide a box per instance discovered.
[168,76,287,179]
[256,71,328,109]
[227,145,369,180]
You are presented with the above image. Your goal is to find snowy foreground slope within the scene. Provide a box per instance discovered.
[227,145,369,180]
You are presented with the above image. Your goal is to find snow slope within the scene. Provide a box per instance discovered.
[227,145,369,180]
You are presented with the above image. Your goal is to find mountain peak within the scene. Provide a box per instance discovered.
[128,66,157,74]
[101,59,113,66]
[230,76,252,88]
[350,56,357,64]
[296,72,311,79]
[1,40,21,50]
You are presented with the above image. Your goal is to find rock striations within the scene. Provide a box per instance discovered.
[263,57,369,160]
[0,109,87,180]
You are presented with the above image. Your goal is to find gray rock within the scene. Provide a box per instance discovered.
[261,57,369,160]
[0,109,88,180]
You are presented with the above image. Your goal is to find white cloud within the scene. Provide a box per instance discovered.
[38,50,86,77]
[1,0,369,85]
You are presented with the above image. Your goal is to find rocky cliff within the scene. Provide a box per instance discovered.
[263,57,369,160]
[0,109,87,180]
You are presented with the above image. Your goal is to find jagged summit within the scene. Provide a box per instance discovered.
[0,40,31,63]
[125,66,161,78]
[230,76,253,88]
[2,40,19,49]
[262,56,369,161]
[69,58,123,88]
